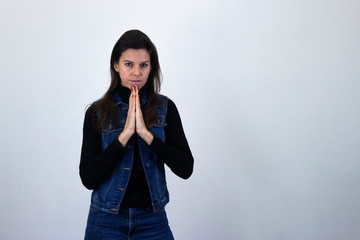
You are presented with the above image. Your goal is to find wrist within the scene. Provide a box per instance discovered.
[138,129,154,145]
[118,130,133,147]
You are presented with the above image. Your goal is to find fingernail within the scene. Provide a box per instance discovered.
[131,86,133,91]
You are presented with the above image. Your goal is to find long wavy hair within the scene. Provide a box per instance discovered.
[91,30,162,133]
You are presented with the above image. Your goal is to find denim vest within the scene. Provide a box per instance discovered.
[90,90,169,214]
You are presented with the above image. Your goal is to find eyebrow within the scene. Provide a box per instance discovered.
[123,60,150,63]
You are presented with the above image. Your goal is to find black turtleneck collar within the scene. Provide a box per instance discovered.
[116,84,146,104]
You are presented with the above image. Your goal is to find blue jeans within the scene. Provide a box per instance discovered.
[84,207,174,240]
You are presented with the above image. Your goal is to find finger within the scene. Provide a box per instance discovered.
[129,86,136,112]
[135,85,139,100]
[135,88,141,114]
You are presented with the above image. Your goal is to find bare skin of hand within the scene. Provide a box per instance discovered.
[118,86,154,146]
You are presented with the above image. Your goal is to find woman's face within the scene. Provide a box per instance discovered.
[114,48,151,90]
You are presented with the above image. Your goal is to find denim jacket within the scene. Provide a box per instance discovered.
[90,90,169,214]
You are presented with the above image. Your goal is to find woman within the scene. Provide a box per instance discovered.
[80,30,194,239]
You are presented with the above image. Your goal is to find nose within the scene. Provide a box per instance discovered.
[133,66,141,76]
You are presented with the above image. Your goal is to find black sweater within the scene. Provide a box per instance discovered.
[80,86,194,208]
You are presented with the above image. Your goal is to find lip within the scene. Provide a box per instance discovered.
[130,80,141,85]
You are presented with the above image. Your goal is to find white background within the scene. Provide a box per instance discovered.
[1,0,360,239]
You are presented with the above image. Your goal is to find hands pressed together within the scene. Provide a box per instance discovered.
[118,86,154,147]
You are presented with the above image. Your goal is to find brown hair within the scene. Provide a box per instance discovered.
[91,30,162,132]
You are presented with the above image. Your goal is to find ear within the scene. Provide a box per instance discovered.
[113,62,120,72]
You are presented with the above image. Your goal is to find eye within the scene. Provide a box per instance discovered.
[140,63,149,68]
[125,62,133,67]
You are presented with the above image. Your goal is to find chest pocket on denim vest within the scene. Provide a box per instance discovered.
[102,120,125,150]
[150,115,167,142]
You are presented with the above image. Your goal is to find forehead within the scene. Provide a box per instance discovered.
[120,48,150,61]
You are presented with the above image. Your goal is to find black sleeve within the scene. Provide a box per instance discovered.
[79,106,125,190]
[149,99,194,179]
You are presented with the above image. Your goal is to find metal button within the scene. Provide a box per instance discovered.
[117,187,124,191]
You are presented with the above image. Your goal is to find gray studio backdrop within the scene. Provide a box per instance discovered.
[1,0,360,239]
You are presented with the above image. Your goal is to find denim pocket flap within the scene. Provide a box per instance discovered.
[154,116,167,127]
[104,120,125,134]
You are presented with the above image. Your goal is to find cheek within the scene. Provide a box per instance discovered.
[118,68,128,78]
[145,69,151,78]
